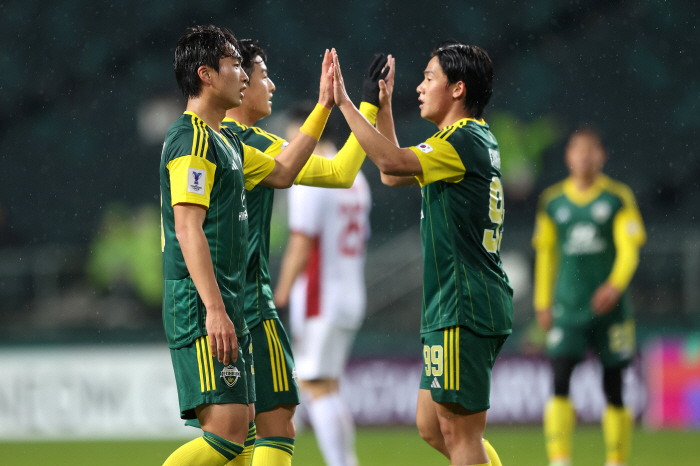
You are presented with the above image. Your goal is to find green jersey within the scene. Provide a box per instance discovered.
[409,118,513,336]
[222,119,285,329]
[533,175,646,325]
[160,111,250,347]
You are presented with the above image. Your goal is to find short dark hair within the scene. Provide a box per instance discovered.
[568,125,604,147]
[174,25,241,99]
[238,39,268,79]
[431,40,493,119]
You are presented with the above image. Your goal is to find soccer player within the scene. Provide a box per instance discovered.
[327,42,512,466]
[210,39,391,466]
[532,128,646,466]
[274,139,372,466]
[160,25,334,466]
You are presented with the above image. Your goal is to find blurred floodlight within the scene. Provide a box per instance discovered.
[137,98,184,145]
[500,251,530,303]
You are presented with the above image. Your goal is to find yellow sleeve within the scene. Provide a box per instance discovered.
[242,143,276,190]
[167,155,217,208]
[409,137,466,186]
[607,203,646,290]
[532,211,559,312]
[293,102,379,188]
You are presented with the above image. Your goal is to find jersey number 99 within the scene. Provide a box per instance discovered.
[482,177,504,254]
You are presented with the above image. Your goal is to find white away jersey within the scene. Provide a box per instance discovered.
[288,171,371,330]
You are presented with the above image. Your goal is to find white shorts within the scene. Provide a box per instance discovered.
[292,316,357,380]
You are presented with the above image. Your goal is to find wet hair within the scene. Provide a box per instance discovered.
[174,25,241,98]
[237,39,268,80]
[431,40,494,119]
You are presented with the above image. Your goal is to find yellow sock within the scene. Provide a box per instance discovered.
[602,405,633,465]
[164,433,243,465]
[544,396,575,463]
[226,421,256,466]
[251,437,294,466]
[483,438,502,466]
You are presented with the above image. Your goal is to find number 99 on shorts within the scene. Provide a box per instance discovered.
[423,345,443,376]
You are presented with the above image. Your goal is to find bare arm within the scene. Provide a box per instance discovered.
[260,50,335,188]
[374,55,419,187]
[174,203,237,365]
[274,232,315,308]
[331,49,422,177]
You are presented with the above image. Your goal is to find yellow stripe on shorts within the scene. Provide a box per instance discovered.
[206,337,217,391]
[202,337,211,392]
[456,327,460,390]
[270,322,289,391]
[444,329,449,390]
[195,337,205,393]
[263,320,280,392]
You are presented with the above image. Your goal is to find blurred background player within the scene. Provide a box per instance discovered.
[162,26,336,466]
[532,128,646,466]
[273,104,373,466]
[211,38,391,466]
[327,42,511,466]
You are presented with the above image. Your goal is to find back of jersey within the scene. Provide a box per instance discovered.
[288,171,371,331]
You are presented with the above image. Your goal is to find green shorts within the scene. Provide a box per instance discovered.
[547,314,635,368]
[171,333,255,420]
[419,326,507,412]
[249,318,299,413]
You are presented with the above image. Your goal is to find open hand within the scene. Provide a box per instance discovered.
[331,49,351,108]
[591,282,621,315]
[206,308,238,365]
[362,53,389,107]
[318,49,335,109]
[378,54,395,109]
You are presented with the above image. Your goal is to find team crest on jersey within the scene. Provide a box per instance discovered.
[554,206,571,223]
[417,143,433,153]
[221,365,241,387]
[488,149,501,169]
[591,201,612,223]
[187,168,206,194]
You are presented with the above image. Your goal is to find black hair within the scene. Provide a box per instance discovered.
[237,39,268,80]
[174,25,241,99]
[568,125,604,147]
[431,40,493,119]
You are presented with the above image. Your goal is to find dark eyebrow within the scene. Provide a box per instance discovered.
[424,70,434,75]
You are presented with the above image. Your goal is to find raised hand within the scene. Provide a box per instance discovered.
[206,308,238,365]
[331,49,351,108]
[378,54,395,109]
[318,49,335,109]
[362,53,389,107]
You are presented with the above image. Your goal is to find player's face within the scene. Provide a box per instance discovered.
[211,55,248,109]
[565,134,606,179]
[241,56,276,120]
[416,56,453,124]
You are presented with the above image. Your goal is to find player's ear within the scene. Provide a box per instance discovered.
[198,65,213,86]
[452,81,466,100]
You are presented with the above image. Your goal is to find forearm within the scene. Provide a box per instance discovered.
[275,233,314,304]
[533,247,556,312]
[175,218,224,313]
[337,101,419,176]
[295,102,378,188]
[262,104,331,188]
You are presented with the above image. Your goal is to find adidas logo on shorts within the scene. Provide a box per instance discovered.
[431,377,441,389]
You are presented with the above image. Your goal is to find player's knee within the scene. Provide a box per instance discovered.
[551,357,577,397]
[416,421,442,448]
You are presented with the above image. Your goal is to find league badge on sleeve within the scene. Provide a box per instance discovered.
[417,143,434,153]
[187,168,206,194]
[221,365,241,388]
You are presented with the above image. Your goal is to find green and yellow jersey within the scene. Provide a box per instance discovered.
[160,111,275,348]
[532,174,646,325]
[409,118,513,336]
[222,102,378,330]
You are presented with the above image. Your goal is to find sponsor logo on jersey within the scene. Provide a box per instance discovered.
[431,377,441,389]
[563,222,606,255]
[417,143,433,153]
[187,168,206,194]
[488,148,501,169]
[555,206,571,223]
[221,365,241,387]
[591,201,612,223]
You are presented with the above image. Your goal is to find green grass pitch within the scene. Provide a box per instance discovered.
[1,426,698,465]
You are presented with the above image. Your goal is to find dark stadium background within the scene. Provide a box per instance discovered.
[0,1,699,462]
